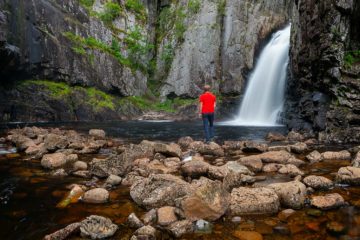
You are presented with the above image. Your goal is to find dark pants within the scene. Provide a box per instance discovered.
[202,113,214,142]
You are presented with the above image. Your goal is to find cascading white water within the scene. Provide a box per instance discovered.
[225,25,291,126]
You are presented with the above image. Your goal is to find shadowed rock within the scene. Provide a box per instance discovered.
[80,215,118,239]
[267,181,307,209]
[336,166,360,185]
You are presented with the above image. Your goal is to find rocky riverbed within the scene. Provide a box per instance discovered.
[1,127,360,239]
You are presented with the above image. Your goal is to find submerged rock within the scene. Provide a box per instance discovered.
[306,150,322,163]
[336,166,360,185]
[278,209,296,222]
[311,193,345,210]
[165,220,194,238]
[41,153,67,169]
[130,174,190,209]
[82,188,109,204]
[127,213,144,229]
[157,206,178,226]
[80,215,118,239]
[89,129,106,139]
[303,175,333,189]
[232,230,263,240]
[229,187,280,215]
[181,177,229,221]
[267,181,307,209]
[194,219,213,233]
[44,222,80,240]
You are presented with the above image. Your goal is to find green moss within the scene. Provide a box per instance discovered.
[85,87,115,111]
[188,0,201,14]
[125,0,146,20]
[161,44,174,72]
[20,80,71,98]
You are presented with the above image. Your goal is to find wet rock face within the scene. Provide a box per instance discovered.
[287,0,360,142]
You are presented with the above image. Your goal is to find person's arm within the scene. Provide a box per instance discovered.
[198,102,203,118]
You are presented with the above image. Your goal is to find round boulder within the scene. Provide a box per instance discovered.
[80,215,117,239]
[83,188,109,204]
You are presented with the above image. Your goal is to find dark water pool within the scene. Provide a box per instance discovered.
[0,120,287,143]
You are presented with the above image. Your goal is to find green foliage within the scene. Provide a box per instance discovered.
[161,44,175,72]
[174,8,186,43]
[125,0,145,15]
[218,0,226,17]
[79,0,95,9]
[99,1,122,24]
[72,46,86,55]
[125,26,154,71]
[344,50,360,68]
[188,0,201,14]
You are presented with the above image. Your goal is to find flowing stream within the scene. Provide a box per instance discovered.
[225,25,291,126]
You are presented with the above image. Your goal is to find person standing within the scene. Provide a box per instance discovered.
[198,85,216,143]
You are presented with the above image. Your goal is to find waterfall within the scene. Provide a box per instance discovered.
[225,25,291,126]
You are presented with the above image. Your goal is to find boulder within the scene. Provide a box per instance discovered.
[142,209,157,225]
[181,177,230,221]
[127,213,144,229]
[41,153,67,169]
[208,161,254,180]
[44,134,68,152]
[74,161,88,171]
[287,158,306,167]
[7,134,36,151]
[352,152,360,167]
[165,220,194,238]
[303,175,333,190]
[134,225,156,239]
[223,141,245,150]
[80,215,118,239]
[90,142,154,177]
[163,157,181,173]
[253,151,292,164]
[266,132,286,142]
[157,206,178,226]
[25,143,45,155]
[321,150,351,161]
[287,131,304,142]
[130,174,190,209]
[65,154,78,162]
[105,175,122,186]
[278,164,304,176]
[306,150,322,163]
[336,166,360,185]
[178,136,194,150]
[51,169,68,177]
[190,141,224,156]
[44,222,81,240]
[83,188,109,204]
[311,193,345,210]
[223,173,256,191]
[154,142,182,158]
[262,163,284,173]
[268,145,291,152]
[89,129,106,139]
[290,142,308,154]
[181,160,210,178]
[229,187,280,215]
[237,156,263,172]
[267,181,307,209]
[242,141,268,153]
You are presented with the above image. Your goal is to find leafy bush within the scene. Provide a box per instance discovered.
[125,0,145,14]
[218,0,226,17]
[344,50,360,68]
[188,0,201,14]
[99,1,122,24]
[79,0,95,9]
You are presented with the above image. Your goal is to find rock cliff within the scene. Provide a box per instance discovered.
[287,0,360,142]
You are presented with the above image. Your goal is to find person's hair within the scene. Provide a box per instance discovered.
[203,85,211,92]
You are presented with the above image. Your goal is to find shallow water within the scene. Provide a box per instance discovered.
[1,123,360,239]
[0,121,287,143]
